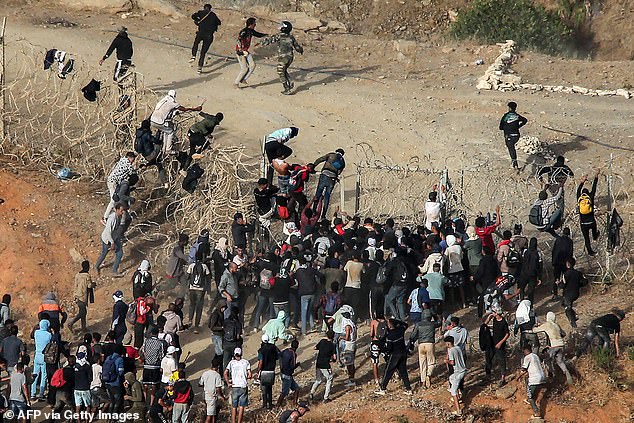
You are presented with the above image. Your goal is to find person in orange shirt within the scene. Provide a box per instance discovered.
[37,292,67,333]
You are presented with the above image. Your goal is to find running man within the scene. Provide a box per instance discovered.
[100,26,133,82]
[235,18,268,88]
[190,4,222,73]
[499,101,527,169]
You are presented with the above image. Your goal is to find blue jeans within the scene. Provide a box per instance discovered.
[250,293,274,329]
[95,240,123,273]
[300,295,315,335]
[385,285,407,321]
[314,174,336,218]
[31,361,47,398]
[211,334,223,356]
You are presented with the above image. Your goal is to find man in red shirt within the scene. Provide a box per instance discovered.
[475,205,501,254]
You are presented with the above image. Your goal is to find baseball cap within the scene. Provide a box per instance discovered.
[298,401,310,410]
[167,346,180,354]
[233,347,242,356]
[261,334,270,343]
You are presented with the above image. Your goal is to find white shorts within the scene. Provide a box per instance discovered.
[448,372,465,396]
[205,395,218,416]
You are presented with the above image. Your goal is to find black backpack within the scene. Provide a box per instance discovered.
[506,245,522,267]
[188,261,206,289]
[223,318,240,343]
[375,264,388,285]
[478,323,493,351]
[528,203,542,226]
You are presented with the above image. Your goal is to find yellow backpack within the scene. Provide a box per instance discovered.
[578,193,593,215]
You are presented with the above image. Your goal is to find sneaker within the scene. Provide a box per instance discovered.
[197,67,203,74]
[112,272,125,278]
[193,327,199,334]
[374,389,386,396]
[179,170,188,177]
[404,390,413,396]
[189,57,196,63]
[323,398,332,403]
[30,396,38,402]
[345,380,356,387]
[281,89,292,95]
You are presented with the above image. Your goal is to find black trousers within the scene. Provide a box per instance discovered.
[580,219,599,254]
[505,134,520,167]
[192,32,214,68]
[380,353,411,390]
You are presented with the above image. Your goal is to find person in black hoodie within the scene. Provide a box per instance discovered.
[551,227,573,298]
[374,319,412,395]
[499,101,528,169]
[577,172,600,256]
[190,4,222,73]
[100,26,134,82]
[559,257,587,328]
[136,120,166,187]
[473,246,501,296]
[231,213,255,249]
[518,238,542,304]
[256,334,279,410]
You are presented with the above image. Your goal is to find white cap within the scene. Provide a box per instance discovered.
[168,89,176,98]
[167,346,179,354]
[234,347,242,356]
[261,334,269,343]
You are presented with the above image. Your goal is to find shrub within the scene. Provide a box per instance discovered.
[592,347,615,371]
[450,0,574,55]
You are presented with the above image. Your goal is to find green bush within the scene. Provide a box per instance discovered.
[450,0,574,55]
[592,347,615,371]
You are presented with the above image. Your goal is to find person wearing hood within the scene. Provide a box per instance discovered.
[37,292,67,333]
[518,238,542,304]
[444,234,466,309]
[541,312,573,384]
[69,261,95,333]
[111,291,128,345]
[499,101,527,168]
[30,319,52,400]
[514,300,539,354]
[166,233,190,288]
[74,351,93,416]
[444,316,469,358]
[135,119,166,187]
[162,303,184,336]
[577,172,600,256]
[100,26,133,82]
[150,90,202,155]
[256,334,280,410]
[123,371,146,421]
[211,237,231,289]
[262,310,291,344]
[104,349,126,413]
[419,244,445,275]
[132,259,153,299]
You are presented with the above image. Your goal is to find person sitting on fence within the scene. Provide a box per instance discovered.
[312,149,345,220]
[529,187,563,238]
[272,151,292,197]
[150,90,202,156]
[263,127,299,185]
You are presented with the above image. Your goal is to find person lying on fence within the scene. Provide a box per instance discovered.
[135,119,167,188]
[103,152,137,225]
[180,112,224,175]
[533,186,563,238]
[150,90,203,155]
[263,127,299,185]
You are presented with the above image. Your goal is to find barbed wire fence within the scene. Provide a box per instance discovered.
[0,38,258,263]
[353,142,632,284]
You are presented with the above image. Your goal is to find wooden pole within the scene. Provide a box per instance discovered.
[0,17,7,142]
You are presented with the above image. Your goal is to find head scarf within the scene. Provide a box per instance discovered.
[515,300,532,325]
[215,237,228,259]
[138,259,150,273]
[446,235,456,247]
[466,226,478,240]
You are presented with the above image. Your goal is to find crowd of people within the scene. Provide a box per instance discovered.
[4,4,628,422]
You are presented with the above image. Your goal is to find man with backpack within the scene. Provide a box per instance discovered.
[499,101,528,169]
[135,119,164,183]
[577,172,600,256]
[186,254,211,333]
[530,187,564,238]
[141,327,166,405]
[222,307,243,373]
[312,149,345,219]
[150,90,203,156]
[103,349,125,413]
[190,4,222,73]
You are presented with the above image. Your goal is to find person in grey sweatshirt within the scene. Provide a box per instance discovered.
[218,263,239,318]
[408,306,441,387]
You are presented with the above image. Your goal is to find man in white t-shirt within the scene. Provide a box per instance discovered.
[160,346,179,384]
[199,360,226,423]
[150,90,202,154]
[521,344,546,418]
[224,348,251,423]
[424,188,442,231]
